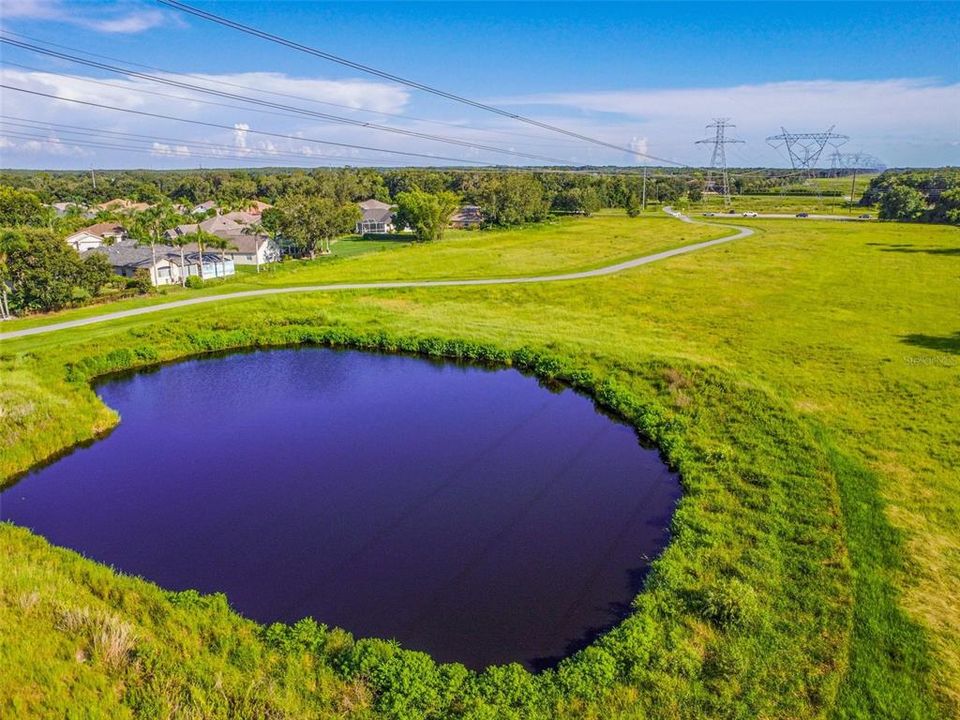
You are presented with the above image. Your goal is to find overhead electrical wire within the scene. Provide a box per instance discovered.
[0,129,421,168]
[0,84,518,166]
[3,59,574,154]
[0,119,419,167]
[0,28,583,148]
[156,0,686,166]
[0,36,571,164]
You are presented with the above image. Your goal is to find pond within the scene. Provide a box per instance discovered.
[0,348,680,670]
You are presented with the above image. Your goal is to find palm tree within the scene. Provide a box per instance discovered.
[205,235,236,279]
[167,233,190,286]
[181,226,215,282]
[130,202,176,287]
[242,221,264,273]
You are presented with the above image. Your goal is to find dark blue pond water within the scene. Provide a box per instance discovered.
[1,348,680,669]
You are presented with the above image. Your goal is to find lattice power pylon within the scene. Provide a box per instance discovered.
[695,118,744,205]
[766,126,849,180]
[828,151,885,174]
[827,151,885,208]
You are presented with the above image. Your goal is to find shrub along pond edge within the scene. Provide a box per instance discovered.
[3,323,857,718]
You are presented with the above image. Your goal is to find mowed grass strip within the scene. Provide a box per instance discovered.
[1,216,956,718]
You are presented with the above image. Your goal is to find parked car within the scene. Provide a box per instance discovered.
[796,212,809,218]
[858,214,872,219]
[703,212,716,217]
[742,211,759,218]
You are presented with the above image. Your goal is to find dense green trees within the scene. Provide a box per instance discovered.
[476,174,551,226]
[0,186,51,227]
[394,190,460,242]
[273,195,361,257]
[0,167,712,230]
[1,229,114,311]
[877,184,927,220]
[864,168,960,223]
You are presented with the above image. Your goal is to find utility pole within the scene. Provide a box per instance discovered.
[641,165,647,211]
[90,166,97,190]
[695,118,744,206]
[826,151,885,212]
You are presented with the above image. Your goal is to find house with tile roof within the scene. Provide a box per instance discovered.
[64,222,127,253]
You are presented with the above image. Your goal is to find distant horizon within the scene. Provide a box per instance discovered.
[1,164,948,174]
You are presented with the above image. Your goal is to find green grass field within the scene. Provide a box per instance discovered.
[0,214,721,333]
[1,212,957,718]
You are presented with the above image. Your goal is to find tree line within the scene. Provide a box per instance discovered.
[0,167,710,225]
[861,168,960,223]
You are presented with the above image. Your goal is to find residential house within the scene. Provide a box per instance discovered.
[244,200,272,215]
[164,214,279,267]
[83,240,184,286]
[216,233,281,266]
[95,198,151,214]
[356,199,395,235]
[49,201,85,217]
[165,215,245,242]
[450,205,483,229]
[84,239,235,285]
[64,222,127,252]
[220,210,260,226]
[192,200,218,215]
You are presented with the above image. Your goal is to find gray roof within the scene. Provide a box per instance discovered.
[358,198,392,211]
[360,207,394,223]
[83,239,226,268]
[165,215,244,241]
[451,205,483,223]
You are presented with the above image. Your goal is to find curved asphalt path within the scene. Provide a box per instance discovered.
[0,210,753,341]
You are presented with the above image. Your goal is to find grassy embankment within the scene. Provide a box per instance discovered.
[1,213,957,718]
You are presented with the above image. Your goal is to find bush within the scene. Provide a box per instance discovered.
[185,275,204,289]
[127,268,153,294]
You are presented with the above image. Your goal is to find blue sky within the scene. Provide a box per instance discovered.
[1,1,958,168]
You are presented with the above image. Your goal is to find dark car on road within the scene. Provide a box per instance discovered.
[796,212,809,218]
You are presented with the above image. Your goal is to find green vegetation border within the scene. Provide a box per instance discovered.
[0,319,936,718]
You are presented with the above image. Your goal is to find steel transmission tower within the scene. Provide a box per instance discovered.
[828,151,885,174]
[695,118,744,205]
[765,126,849,179]
[828,151,886,210]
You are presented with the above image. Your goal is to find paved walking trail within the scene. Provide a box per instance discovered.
[0,211,753,341]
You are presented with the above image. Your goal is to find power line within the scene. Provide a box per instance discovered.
[2,59,577,156]
[694,118,744,206]
[0,84,515,166]
[0,119,420,167]
[765,126,849,175]
[0,36,570,165]
[0,128,422,168]
[157,0,685,166]
[1,27,584,148]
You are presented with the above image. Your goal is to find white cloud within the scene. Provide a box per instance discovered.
[628,136,649,162]
[494,79,960,166]
[233,123,250,153]
[2,67,956,168]
[2,0,174,34]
